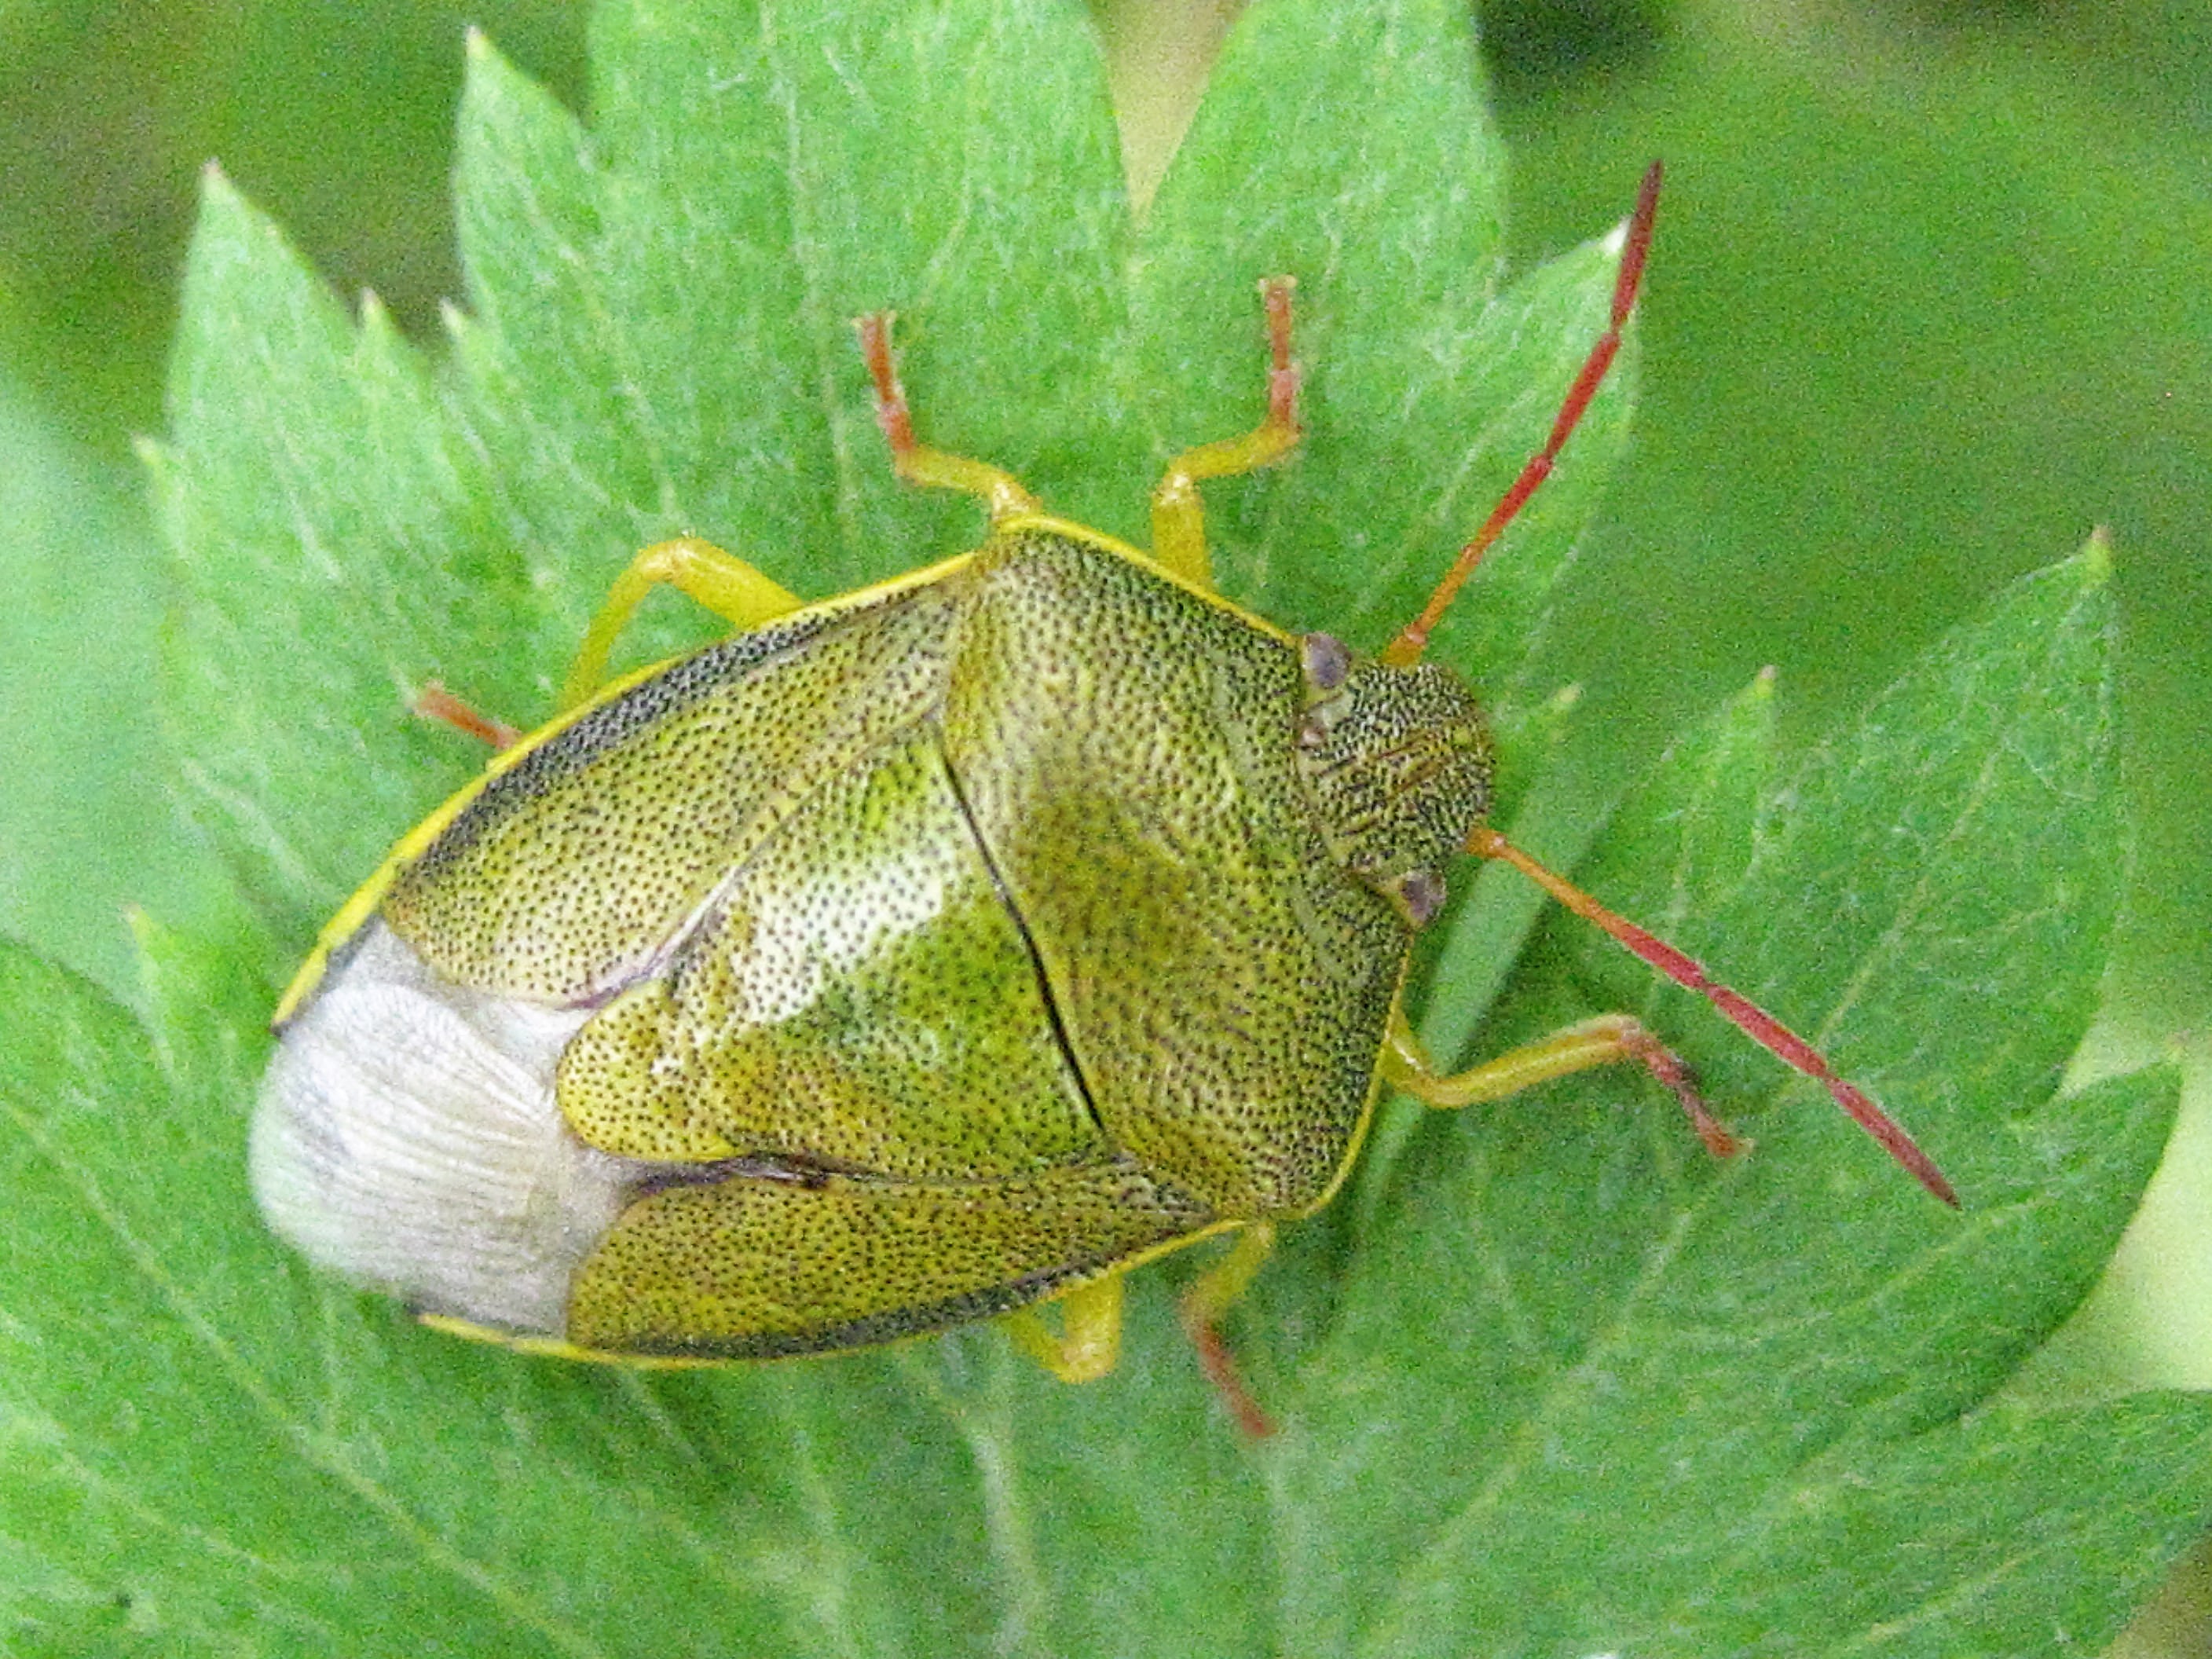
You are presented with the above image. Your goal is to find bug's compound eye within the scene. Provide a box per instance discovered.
[1302,632,1352,693]
[1391,867,1448,928]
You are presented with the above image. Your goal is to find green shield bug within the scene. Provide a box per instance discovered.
[252,164,1954,1437]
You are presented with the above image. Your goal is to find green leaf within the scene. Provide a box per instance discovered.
[156,0,1630,956]
[1131,0,1632,701]
[0,372,219,1000]
[10,0,2177,1652]
[1274,544,2206,1653]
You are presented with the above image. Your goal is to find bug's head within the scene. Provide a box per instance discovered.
[1294,631,1495,928]
[1282,173,1664,935]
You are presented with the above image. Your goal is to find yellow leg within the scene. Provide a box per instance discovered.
[855,313,1041,524]
[1148,277,1302,591]
[1381,1005,1745,1159]
[1002,1271,1124,1383]
[559,536,805,711]
[1178,1222,1279,1439]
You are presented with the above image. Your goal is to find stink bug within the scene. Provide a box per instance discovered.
[251,163,1953,1436]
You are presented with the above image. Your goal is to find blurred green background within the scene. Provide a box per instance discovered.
[1,0,2206,1646]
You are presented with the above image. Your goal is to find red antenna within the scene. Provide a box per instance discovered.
[1397,162,1957,1205]
[1382,159,1664,670]
[1470,829,1957,1206]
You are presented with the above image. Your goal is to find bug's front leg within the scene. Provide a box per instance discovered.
[1148,277,1302,591]
[1381,1004,1745,1160]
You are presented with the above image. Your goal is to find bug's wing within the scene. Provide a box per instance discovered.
[565,1159,1210,1359]
[379,575,966,1002]
[555,726,1106,1183]
[254,917,610,1336]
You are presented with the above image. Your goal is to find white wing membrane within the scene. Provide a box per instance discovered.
[252,921,617,1335]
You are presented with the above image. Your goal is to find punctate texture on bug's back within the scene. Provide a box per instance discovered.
[939,531,1408,1210]
[256,527,1464,1361]
[380,576,968,1000]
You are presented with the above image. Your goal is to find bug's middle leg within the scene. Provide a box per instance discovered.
[1176,1221,1280,1439]
[1148,277,1302,591]
[562,536,807,710]
[1002,1272,1125,1383]
[1011,1222,1284,1439]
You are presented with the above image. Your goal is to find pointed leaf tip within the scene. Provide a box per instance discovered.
[2081,525,2115,585]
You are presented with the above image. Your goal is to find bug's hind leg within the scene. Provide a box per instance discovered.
[412,682,523,750]
[1149,277,1302,591]
[1002,1272,1125,1382]
[857,313,1042,524]
[1176,1221,1279,1439]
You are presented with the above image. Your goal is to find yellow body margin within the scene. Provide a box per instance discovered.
[997,511,1300,648]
